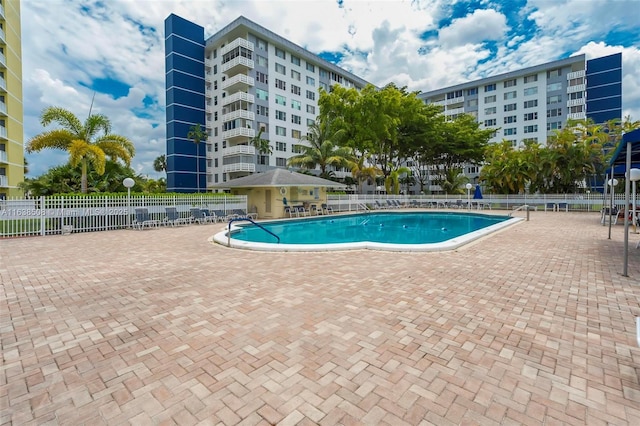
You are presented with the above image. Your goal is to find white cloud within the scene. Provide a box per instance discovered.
[438,9,509,48]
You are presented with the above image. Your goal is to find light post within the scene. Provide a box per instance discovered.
[607,178,618,240]
[465,183,472,210]
[123,178,135,229]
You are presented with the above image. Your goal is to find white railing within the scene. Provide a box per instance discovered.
[220,38,254,56]
[444,107,465,115]
[221,56,254,73]
[567,70,585,80]
[0,195,248,238]
[567,84,585,93]
[222,91,254,106]
[0,175,7,187]
[0,27,5,42]
[223,163,255,173]
[567,98,585,107]
[0,149,7,163]
[445,96,464,105]
[222,109,254,122]
[223,145,255,156]
[222,127,255,140]
[0,101,6,115]
[568,112,586,120]
[0,75,6,91]
[205,59,213,68]
[0,126,7,139]
[431,99,446,107]
[0,51,6,67]
[222,74,255,90]
[324,193,637,214]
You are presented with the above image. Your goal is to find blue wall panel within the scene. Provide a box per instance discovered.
[586,52,622,124]
[586,83,622,100]
[165,14,206,192]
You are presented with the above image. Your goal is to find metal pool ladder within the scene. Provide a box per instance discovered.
[227,217,280,246]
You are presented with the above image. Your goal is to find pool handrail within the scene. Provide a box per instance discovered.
[227,217,280,246]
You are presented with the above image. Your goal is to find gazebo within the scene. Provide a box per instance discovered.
[209,169,345,219]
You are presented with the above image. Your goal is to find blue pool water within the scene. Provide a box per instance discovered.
[229,212,511,246]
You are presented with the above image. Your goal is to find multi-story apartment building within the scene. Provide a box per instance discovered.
[165,15,369,192]
[419,53,622,149]
[0,0,24,199]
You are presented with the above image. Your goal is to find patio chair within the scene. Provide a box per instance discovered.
[190,207,205,224]
[545,202,557,212]
[374,200,387,209]
[284,206,298,218]
[310,204,321,215]
[134,208,160,230]
[200,208,217,223]
[231,209,258,220]
[164,206,189,227]
[557,202,568,212]
[296,205,310,217]
[212,209,231,222]
[321,203,333,214]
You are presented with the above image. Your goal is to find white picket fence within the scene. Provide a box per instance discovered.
[0,194,247,238]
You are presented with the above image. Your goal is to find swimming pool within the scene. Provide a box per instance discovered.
[212,211,522,252]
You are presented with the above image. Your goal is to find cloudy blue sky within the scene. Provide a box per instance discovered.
[22,0,640,178]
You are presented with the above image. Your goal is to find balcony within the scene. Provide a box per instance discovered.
[0,3,4,19]
[222,127,255,142]
[431,99,446,107]
[0,126,7,139]
[567,84,585,93]
[221,56,254,75]
[220,38,254,56]
[0,101,7,115]
[222,74,254,91]
[0,51,6,68]
[567,70,585,80]
[0,175,7,188]
[223,145,255,157]
[567,98,585,107]
[0,27,5,44]
[222,109,255,123]
[205,59,213,69]
[445,96,464,106]
[223,162,256,173]
[568,112,586,120]
[0,149,7,163]
[444,107,465,116]
[222,91,254,106]
[0,75,5,91]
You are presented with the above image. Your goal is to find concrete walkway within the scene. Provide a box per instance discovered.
[1,211,639,425]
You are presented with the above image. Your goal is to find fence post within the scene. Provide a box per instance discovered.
[40,196,45,236]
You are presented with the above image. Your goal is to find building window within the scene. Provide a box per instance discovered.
[306,90,315,101]
[291,55,300,66]
[291,84,301,96]
[547,122,562,131]
[319,82,329,92]
[447,90,463,99]
[504,128,517,136]
[276,142,287,151]
[275,126,286,136]
[484,84,496,92]
[306,76,315,86]
[547,95,562,104]
[276,157,287,167]
[292,114,301,124]
[547,82,562,91]
[275,94,286,106]
[524,99,538,108]
[319,68,329,79]
[524,112,538,121]
[256,88,268,101]
[276,110,286,121]
[524,74,538,84]
[467,99,478,107]
[504,79,517,88]
[570,105,584,113]
[547,68,561,78]
[256,38,267,50]
[504,103,517,112]
[547,108,562,117]
[275,79,286,90]
[504,116,517,124]
[258,155,269,165]
[524,125,538,133]
[466,88,478,96]
[306,104,315,114]
[504,91,517,100]
[292,144,304,153]
[214,143,218,152]
[256,105,269,117]
[306,63,315,72]
[484,95,496,103]
[291,100,301,110]
[256,55,268,67]
[484,107,496,115]
[523,87,538,96]
[275,63,286,74]
[569,77,584,86]
[569,91,584,100]
[275,47,285,59]
[256,71,268,84]
[291,69,300,81]
[484,119,496,126]
[307,118,315,126]
[291,129,301,139]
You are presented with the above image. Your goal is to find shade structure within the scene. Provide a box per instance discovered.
[473,184,483,199]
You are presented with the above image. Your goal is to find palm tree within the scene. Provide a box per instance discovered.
[153,154,167,173]
[350,154,380,194]
[26,106,135,193]
[385,166,411,195]
[288,120,353,178]
[250,129,273,156]
[187,123,206,192]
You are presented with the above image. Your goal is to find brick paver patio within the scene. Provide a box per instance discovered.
[1,211,639,425]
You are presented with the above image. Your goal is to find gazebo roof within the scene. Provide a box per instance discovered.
[210,168,345,188]
[608,128,640,174]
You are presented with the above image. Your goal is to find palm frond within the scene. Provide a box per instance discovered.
[96,134,136,157]
[40,107,84,136]
[26,129,75,153]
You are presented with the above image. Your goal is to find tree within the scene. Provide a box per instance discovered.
[153,154,166,173]
[250,129,273,155]
[26,106,135,193]
[288,120,353,178]
[350,154,380,194]
[187,123,206,193]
